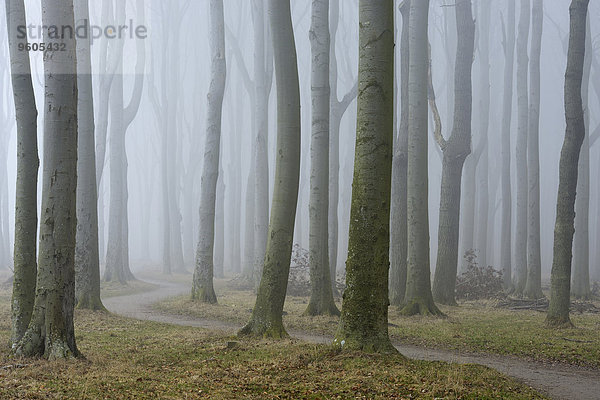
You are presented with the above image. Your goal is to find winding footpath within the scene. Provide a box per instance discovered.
[103,279,600,400]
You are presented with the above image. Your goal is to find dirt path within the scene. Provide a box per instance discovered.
[103,279,600,400]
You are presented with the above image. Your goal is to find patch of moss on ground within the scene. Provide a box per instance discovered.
[0,306,545,399]
[155,282,600,368]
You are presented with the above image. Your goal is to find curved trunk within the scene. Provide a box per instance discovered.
[75,0,105,310]
[192,0,227,303]
[305,0,338,317]
[546,0,590,328]
[432,0,475,306]
[6,0,39,345]
[334,0,395,352]
[514,0,530,295]
[239,0,301,338]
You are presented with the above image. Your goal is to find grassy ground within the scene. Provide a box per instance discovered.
[155,280,600,368]
[0,287,545,399]
[101,279,158,298]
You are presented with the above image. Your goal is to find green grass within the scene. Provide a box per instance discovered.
[155,283,600,368]
[0,289,545,399]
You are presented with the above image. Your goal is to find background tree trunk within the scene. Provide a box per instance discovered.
[334,0,395,353]
[390,0,410,307]
[432,0,475,306]
[524,0,544,300]
[401,0,442,316]
[305,0,338,317]
[546,0,589,328]
[501,0,516,290]
[192,0,226,303]
[15,0,79,359]
[514,0,530,295]
[6,0,39,345]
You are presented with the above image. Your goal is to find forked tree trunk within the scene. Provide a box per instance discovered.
[6,0,39,345]
[432,0,475,306]
[572,15,592,299]
[514,0,530,295]
[74,0,105,311]
[501,0,516,290]
[14,0,79,359]
[524,0,544,300]
[334,0,396,353]
[239,0,301,338]
[305,0,338,317]
[401,0,442,316]
[546,0,590,328]
[192,0,226,303]
[389,0,410,307]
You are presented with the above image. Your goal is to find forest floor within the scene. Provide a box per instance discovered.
[0,277,545,399]
[135,273,600,400]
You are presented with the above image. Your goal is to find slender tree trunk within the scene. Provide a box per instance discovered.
[460,155,476,270]
[524,0,544,299]
[501,0,516,290]
[546,0,589,328]
[239,0,301,338]
[432,0,475,306]
[14,0,79,359]
[214,166,226,277]
[572,15,592,299]
[242,158,256,278]
[192,0,226,303]
[390,0,410,307]
[305,0,339,317]
[401,0,442,316]
[514,0,530,295]
[6,0,39,346]
[75,0,104,310]
[334,0,395,353]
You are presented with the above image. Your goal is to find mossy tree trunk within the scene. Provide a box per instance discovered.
[524,0,544,300]
[305,0,339,317]
[432,0,475,306]
[514,0,530,296]
[239,0,301,338]
[572,15,592,300]
[6,0,39,345]
[501,0,516,290]
[389,0,410,307]
[401,0,442,317]
[192,0,227,304]
[546,0,590,328]
[334,0,396,353]
[74,0,105,311]
[14,0,79,359]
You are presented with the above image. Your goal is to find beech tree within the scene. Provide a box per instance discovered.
[192,0,227,303]
[432,0,475,306]
[239,0,301,338]
[5,0,39,345]
[546,0,590,328]
[14,0,79,359]
[334,0,395,353]
[401,0,442,316]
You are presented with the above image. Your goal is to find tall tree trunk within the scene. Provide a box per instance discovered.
[75,0,104,310]
[14,0,79,359]
[192,0,226,302]
[546,0,589,328]
[305,0,339,317]
[6,0,39,345]
[334,0,395,353]
[432,0,475,306]
[239,0,301,338]
[390,0,410,307]
[572,15,592,299]
[242,158,256,279]
[501,0,516,290]
[514,0,530,295]
[524,0,544,299]
[401,0,442,316]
